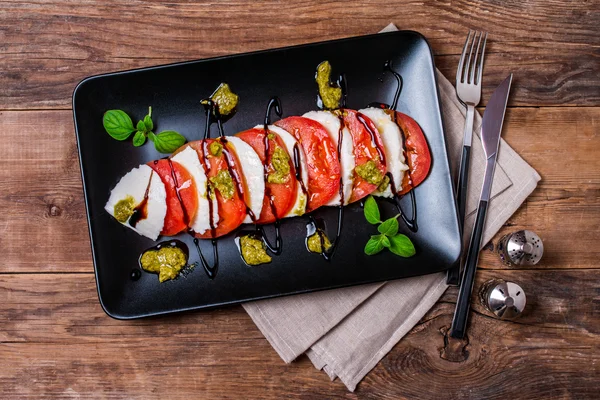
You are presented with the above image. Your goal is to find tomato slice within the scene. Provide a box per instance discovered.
[186,139,248,239]
[236,127,297,224]
[148,159,198,236]
[393,111,432,195]
[342,109,387,203]
[274,116,340,211]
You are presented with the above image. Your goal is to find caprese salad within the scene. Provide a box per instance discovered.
[103,61,431,278]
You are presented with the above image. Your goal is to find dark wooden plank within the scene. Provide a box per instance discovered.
[0,269,598,398]
[357,267,600,398]
[2,107,598,272]
[0,0,598,109]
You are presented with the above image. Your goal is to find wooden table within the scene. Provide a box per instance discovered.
[1,1,599,398]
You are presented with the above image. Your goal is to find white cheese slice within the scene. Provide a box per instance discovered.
[171,146,219,235]
[104,164,167,240]
[263,124,309,217]
[225,136,265,224]
[358,108,409,197]
[302,110,354,205]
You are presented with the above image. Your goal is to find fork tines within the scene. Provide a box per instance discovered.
[456,30,488,86]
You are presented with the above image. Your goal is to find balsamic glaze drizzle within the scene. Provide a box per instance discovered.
[313,113,347,261]
[129,170,153,228]
[337,73,348,109]
[257,97,284,255]
[191,99,221,278]
[356,112,386,166]
[384,60,403,111]
[167,158,190,227]
[193,238,218,279]
[382,60,417,232]
[293,143,308,198]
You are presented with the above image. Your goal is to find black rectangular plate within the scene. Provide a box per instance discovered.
[73,30,461,319]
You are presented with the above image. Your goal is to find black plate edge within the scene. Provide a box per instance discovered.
[71,30,427,96]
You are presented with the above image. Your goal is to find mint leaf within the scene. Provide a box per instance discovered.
[148,131,156,142]
[364,195,381,224]
[153,130,186,153]
[378,217,399,236]
[143,114,153,131]
[103,110,135,140]
[136,120,146,132]
[389,234,416,257]
[133,131,146,147]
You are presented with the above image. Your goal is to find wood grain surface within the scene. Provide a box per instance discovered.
[1,0,599,398]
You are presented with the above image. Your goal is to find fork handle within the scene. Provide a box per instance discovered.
[447,105,475,286]
[456,144,471,233]
[446,145,471,285]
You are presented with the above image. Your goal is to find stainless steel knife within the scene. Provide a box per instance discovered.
[450,74,513,339]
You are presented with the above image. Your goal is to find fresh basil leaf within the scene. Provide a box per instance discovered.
[389,234,416,257]
[381,235,391,248]
[378,217,399,236]
[364,195,381,224]
[153,130,186,153]
[148,131,156,142]
[364,235,385,255]
[143,114,153,131]
[103,110,135,140]
[136,120,146,132]
[133,131,146,147]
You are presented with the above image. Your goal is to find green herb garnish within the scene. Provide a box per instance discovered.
[103,106,186,154]
[363,195,416,258]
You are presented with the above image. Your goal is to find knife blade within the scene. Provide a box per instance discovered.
[450,74,513,339]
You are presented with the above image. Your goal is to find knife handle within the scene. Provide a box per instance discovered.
[446,145,471,285]
[450,199,488,339]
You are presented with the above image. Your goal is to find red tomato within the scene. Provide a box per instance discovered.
[274,116,340,211]
[148,159,198,236]
[393,111,432,195]
[186,139,248,239]
[236,127,297,223]
[342,109,387,203]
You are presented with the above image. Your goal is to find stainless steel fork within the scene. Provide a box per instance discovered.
[447,30,488,286]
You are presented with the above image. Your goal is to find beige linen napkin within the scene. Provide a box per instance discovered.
[243,24,541,391]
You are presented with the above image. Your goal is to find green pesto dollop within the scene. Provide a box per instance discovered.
[202,83,239,116]
[355,160,384,185]
[292,193,307,216]
[377,174,391,193]
[114,195,136,223]
[209,141,223,157]
[210,169,234,200]
[315,61,342,110]
[140,247,187,283]
[307,230,332,254]
[267,146,291,184]
[239,235,272,266]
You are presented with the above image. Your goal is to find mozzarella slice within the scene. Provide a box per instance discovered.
[262,124,309,217]
[171,146,219,234]
[225,136,265,224]
[303,110,354,206]
[359,108,409,197]
[104,164,167,240]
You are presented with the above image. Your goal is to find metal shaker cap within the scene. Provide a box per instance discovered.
[482,280,526,319]
[498,230,543,265]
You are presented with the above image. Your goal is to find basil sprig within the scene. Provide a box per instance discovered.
[103,106,186,153]
[363,195,416,257]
